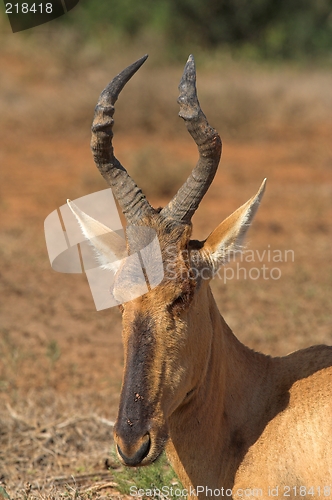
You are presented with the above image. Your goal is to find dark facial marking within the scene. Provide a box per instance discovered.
[115,313,156,444]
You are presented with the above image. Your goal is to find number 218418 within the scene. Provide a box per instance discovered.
[5,3,53,14]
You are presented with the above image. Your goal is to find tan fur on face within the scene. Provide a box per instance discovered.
[76,53,331,495]
[115,201,332,496]
[73,187,332,495]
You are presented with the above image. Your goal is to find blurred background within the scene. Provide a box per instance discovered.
[0,1,331,497]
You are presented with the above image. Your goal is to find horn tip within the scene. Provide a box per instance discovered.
[137,54,149,67]
[184,54,196,75]
[100,55,149,105]
[178,55,197,95]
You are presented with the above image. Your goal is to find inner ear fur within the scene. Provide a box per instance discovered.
[198,179,266,273]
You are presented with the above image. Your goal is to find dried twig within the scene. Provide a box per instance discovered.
[46,472,115,487]
[81,480,118,493]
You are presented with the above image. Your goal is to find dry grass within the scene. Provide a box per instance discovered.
[0,395,119,499]
[0,395,179,499]
[0,26,331,498]
[0,21,331,145]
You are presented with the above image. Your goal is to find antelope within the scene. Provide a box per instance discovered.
[68,56,332,499]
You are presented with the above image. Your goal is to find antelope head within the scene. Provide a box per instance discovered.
[72,55,265,467]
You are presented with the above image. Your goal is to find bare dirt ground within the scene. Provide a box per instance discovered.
[0,41,331,499]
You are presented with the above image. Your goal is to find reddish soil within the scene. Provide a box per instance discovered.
[1,123,332,400]
[0,49,331,498]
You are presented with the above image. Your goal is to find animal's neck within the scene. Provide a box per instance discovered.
[167,286,273,493]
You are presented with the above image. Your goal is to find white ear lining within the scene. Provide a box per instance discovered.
[202,179,266,273]
[67,199,127,271]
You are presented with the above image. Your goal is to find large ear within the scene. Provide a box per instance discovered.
[67,200,127,272]
[200,179,266,274]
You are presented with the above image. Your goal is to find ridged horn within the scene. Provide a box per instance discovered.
[161,55,222,223]
[91,55,155,225]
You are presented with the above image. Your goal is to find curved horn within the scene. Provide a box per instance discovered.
[91,55,155,225]
[161,55,222,223]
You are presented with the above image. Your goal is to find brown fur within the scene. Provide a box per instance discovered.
[110,207,332,499]
[79,56,331,500]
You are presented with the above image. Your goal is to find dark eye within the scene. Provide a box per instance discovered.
[172,294,187,307]
[169,291,192,313]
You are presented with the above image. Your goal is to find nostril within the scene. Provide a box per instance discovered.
[117,433,151,466]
